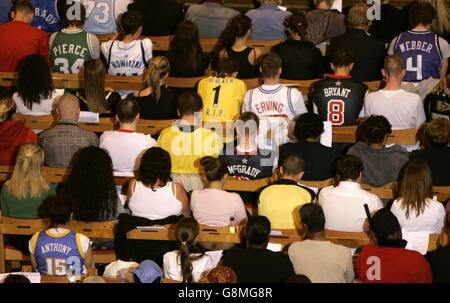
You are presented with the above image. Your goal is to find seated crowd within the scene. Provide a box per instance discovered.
[0,0,449,284]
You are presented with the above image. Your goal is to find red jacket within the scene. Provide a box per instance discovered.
[0,120,38,165]
[0,20,49,72]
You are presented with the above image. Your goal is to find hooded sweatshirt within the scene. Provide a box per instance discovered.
[0,120,38,165]
[347,141,409,187]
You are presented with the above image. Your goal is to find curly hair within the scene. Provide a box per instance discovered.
[294,113,324,141]
[362,115,392,145]
[62,146,118,222]
[409,1,436,28]
[213,14,252,58]
[18,54,54,110]
[138,147,172,190]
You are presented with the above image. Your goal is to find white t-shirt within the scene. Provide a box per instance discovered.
[99,130,156,176]
[163,250,213,282]
[13,89,65,116]
[318,182,383,232]
[363,89,426,129]
[101,38,153,76]
[391,197,445,234]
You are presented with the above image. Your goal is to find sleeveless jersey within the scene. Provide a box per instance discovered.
[225,47,259,79]
[30,0,61,33]
[220,144,274,180]
[103,39,151,76]
[32,230,85,276]
[81,0,117,34]
[393,31,442,82]
[50,29,93,73]
[198,76,247,122]
[312,76,368,126]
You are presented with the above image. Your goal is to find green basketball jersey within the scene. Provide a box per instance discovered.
[50,30,93,74]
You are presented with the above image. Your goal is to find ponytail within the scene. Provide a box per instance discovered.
[200,156,228,183]
[146,56,170,103]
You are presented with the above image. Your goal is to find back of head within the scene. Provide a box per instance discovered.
[119,10,143,38]
[331,48,354,68]
[399,160,433,219]
[12,0,34,16]
[200,156,228,183]
[175,217,202,283]
[43,195,73,228]
[146,56,170,103]
[237,111,259,137]
[315,0,334,8]
[362,115,392,145]
[117,98,139,124]
[177,91,203,117]
[0,96,16,124]
[336,154,363,181]
[205,266,238,283]
[7,142,47,200]
[216,57,239,77]
[383,55,405,79]
[346,3,370,30]
[217,14,252,51]
[369,208,402,246]
[284,12,308,40]
[3,274,31,284]
[246,216,271,246]
[424,118,450,147]
[57,94,80,121]
[63,146,117,222]
[409,1,436,28]
[281,154,305,177]
[18,54,53,110]
[61,2,86,28]
[294,112,324,141]
[299,203,325,234]
[83,59,108,113]
[261,52,282,79]
[139,147,172,190]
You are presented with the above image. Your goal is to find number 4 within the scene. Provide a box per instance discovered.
[406,55,423,81]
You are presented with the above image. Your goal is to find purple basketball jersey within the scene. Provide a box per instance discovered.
[394,31,442,82]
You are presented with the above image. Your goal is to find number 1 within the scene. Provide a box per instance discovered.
[212,85,221,108]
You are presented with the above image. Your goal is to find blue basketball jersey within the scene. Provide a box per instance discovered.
[81,0,117,34]
[32,230,86,276]
[30,0,61,33]
[393,31,442,82]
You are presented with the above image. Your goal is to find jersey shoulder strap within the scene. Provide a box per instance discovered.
[106,40,115,73]
[141,40,149,69]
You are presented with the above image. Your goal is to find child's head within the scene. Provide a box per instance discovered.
[216,57,239,78]
[236,112,259,139]
[43,195,73,228]
[200,156,228,185]
[177,91,203,118]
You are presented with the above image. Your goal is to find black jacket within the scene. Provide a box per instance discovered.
[114,213,183,266]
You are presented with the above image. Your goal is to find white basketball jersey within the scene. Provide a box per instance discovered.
[101,38,153,76]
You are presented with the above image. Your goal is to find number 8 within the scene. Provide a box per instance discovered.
[327,100,345,126]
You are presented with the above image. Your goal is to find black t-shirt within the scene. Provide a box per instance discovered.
[220,143,274,180]
[131,85,179,120]
[279,141,340,181]
[168,53,210,78]
[411,145,450,186]
[73,89,121,117]
[312,75,367,126]
[429,246,450,283]
[368,4,409,44]
[221,247,295,283]
[272,38,324,80]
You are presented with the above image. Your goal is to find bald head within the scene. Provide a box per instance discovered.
[57,94,80,121]
[383,55,405,80]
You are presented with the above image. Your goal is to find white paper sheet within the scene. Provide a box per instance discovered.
[320,121,332,147]
[267,243,283,252]
[0,272,41,283]
[78,111,100,123]
[402,229,430,255]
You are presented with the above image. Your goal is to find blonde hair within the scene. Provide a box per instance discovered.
[422,0,450,35]
[0,96,16,124]
[6,143,49,199]
[146,56,170,103]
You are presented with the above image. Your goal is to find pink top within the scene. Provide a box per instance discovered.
[190,189,247,227]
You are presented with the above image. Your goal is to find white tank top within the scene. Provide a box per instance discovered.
[128,181,182,220]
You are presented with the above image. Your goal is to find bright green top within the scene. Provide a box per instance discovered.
[0,183,56,219]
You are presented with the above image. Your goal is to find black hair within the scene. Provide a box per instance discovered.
[335,154,363,181]
[43,195,73,228]
[409,1,436,28]
[217,57,239,76]
[213,14,252,57]
[284,12,308,40]
[331,48,354,68]
[117,98,140,123]
[370,208,405,248]
[138,147,172,190]
[294,113,324,141]
[260,52,282,78]
[299,203,325,234]
[63,146,118,222]
[3,274,31,283]
[246,216,271,246]
[177,91,203,116]
[200,156,228,182]
[18,54,54,110]
[118,10,143,40]
[362,115,392,145]
[281,154,305,177]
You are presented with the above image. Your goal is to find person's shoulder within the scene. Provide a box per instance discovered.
[348,141,369,153]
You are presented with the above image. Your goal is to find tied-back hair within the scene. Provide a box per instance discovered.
[18,54,54,110]
[168,21,204,76]
[138,147,172,191]
[83,59,110,114]
[284,12,308,40]
[175,217,205,283]
[146,56,170,103]
[0,96,16,124]
[398,160,434,219]
[199,156,228,183]
[213,14,252,57]
[6,143,49,200]
[62,146,118,222]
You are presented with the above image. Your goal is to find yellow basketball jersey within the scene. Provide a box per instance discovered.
[198,76,247,122]
[157,124,223,174]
